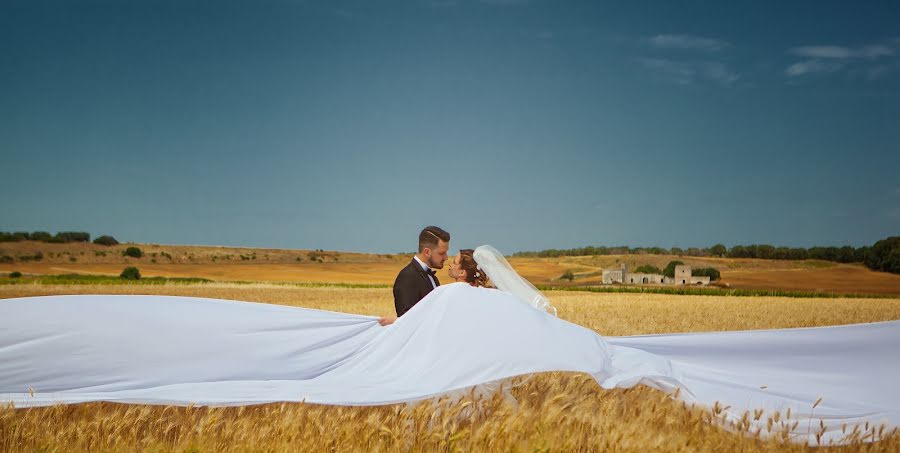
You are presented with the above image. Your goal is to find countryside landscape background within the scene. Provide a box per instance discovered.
[3,230,900,450]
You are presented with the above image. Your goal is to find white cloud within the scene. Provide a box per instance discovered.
[786,59,845,76]
[785,39,899,79]
[646,34,730,52]
[789,45,893,59]
[635,58,739,86]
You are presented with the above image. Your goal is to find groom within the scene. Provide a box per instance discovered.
[392,226,450,318]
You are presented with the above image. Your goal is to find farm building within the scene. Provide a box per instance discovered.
[602,263,710,286]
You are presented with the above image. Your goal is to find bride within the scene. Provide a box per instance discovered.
[0,245,897,445]
[378,245,553,326]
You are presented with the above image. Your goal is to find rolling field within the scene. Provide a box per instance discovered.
[2,241,900,295]
[3,283,900,451]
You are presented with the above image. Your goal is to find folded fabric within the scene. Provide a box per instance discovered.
[1,283,897,445]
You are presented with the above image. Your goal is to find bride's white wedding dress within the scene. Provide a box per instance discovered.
[1,246,898,445]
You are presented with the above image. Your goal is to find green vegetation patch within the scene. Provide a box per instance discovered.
[0,274,212,286]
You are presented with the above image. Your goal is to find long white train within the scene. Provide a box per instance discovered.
[1,283,898,445]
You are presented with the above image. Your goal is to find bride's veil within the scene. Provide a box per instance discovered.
[473,245,557,316]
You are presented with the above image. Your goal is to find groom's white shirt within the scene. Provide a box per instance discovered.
[413,255,437,289]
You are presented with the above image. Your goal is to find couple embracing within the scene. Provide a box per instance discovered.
[379,226,553,326]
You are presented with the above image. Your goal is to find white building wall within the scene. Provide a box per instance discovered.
[627,273,665,284]
[690,276,711,285]
[602,269,623,284]
[674,265,692,285]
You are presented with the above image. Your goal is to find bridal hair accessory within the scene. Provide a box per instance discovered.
[473,245,557,316]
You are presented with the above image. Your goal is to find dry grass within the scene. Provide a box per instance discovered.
[2,284,900,451]
[6,375,895,452]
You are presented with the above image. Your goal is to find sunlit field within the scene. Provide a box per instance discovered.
[2,283,900,451]
[3,241,900,295]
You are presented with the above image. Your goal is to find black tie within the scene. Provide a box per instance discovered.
[425,268,439,286]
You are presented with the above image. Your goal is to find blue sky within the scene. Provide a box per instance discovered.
[1,0,898,253]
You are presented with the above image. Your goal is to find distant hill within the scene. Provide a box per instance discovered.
[2,241,899,295]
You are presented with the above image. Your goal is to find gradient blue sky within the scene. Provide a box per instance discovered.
[2,0,899,253]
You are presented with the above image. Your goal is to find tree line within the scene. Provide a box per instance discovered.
[513,237,900,274]
[0,231,119,245]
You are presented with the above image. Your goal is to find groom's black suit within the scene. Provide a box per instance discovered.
[393,258,439,317]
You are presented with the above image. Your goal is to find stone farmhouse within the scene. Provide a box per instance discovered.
[601,263,710,286]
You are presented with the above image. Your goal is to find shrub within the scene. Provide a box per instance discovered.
[634,265,662,274]
[0,255,13,264]
[692,267,721,281]
[18,252,44,262]
[560,270,575,281]
[123,247,143,258]
[9,271,22,278]
[69,256,77,262]
[120,266,141,280]
[93,235,119,246]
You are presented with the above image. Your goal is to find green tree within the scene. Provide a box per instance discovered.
[865,237,900,274]
[692,267,721,281]
[29,231,53,242]
[663,260,684,278]
[54,231,91,243]
[709,244,727,257]
[634,265,662,274]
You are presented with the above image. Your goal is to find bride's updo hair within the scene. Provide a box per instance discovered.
[458,249,489,287]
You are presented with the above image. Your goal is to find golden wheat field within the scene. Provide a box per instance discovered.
[2,283,900,451]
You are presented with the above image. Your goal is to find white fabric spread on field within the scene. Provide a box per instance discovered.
[1,283,898,445]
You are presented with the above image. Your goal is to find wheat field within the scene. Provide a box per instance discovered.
[2,283,900,451]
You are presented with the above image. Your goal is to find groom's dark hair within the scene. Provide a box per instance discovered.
[418,226,450,253]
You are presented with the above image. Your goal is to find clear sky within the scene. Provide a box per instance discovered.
[2,0,898,254]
